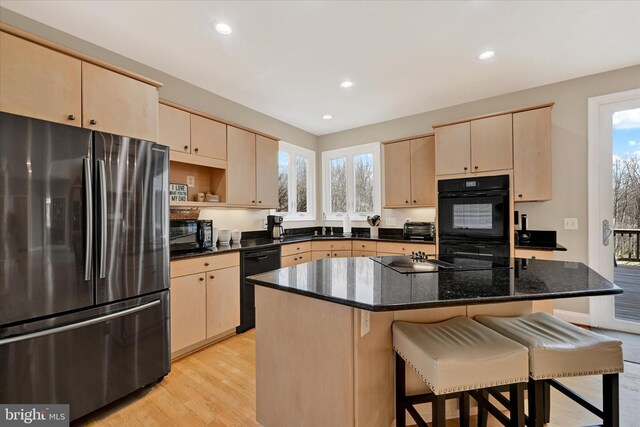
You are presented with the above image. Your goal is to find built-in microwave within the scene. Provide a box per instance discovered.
[169,220,213,253]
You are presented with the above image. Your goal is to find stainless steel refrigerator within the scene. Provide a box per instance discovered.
[0,112,171,421]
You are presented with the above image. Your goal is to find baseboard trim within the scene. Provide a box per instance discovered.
[553,309,591,326]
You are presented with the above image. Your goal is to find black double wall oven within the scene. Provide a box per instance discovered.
[438,175,510,257]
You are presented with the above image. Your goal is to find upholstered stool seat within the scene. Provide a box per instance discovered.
[392,316,529,427]
[476,312,624,427]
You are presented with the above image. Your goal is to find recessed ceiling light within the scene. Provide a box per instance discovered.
[340,81,354,88]
[478,50,495,60]
[215,23,232,35]
[322,115,333,120]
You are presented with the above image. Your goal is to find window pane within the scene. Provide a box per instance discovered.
[353,153,374,213]
[277,151,289,212]
[330,157,347,212]
[296,155,308,213]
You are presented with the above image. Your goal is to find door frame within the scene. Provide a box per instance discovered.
[588,88,640,332]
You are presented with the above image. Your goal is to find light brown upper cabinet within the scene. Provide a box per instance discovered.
[227,126,257,205]
[513,107,552,201]
[158,103,190,152]
[384,136,436,208]
[470,114,513,172]
[410,136,436,206]
[191,114,227,160]
[255,135,279,208]
[435,115,512,175]
[0,32,82,126]
[384,140,412,207]
[82,62,158,141]
[435,122,471,175]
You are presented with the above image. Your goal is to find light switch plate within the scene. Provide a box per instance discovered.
[186,175,195,188]
[361,310,370,337]
[386,217,396,226]
[564,218,578,230]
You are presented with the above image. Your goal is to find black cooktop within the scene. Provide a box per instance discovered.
[371,254,512,274]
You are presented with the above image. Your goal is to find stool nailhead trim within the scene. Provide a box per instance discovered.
[393,345,529,395]
[531,366,624,381]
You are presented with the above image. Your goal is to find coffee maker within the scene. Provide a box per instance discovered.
[267,215,284,239]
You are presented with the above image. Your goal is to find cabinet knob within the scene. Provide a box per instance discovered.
[199,277,204,282]
[413,200,417,203]
[326,253,330,256]
[296,247,300,250]
[194,147,199,152]
[518,194,523,198]
[362,245,365,248]
[252,200,255,204]
[405,200,409,204]
[258,200,262,204]
[464,167,468,171]
[474,166,478,170]
[204,262,210,267]
[183,145,188,150]
[532,256,537,259]
[210,275,215,279]
[89,119,97,125]
[67,114,76,121]
[293,257,298,261]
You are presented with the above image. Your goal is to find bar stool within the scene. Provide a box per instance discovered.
[475,312,624,427]
[392,316,530,427]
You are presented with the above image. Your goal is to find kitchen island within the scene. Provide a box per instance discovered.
[247,256,621,427]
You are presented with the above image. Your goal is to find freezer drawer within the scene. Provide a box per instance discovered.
[0,291,170,421]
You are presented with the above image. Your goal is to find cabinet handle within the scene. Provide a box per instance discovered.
[210,275,215,279]
[194,147,199,152]
[199,277,204,282]
[89,119,97,125]
[474,166,478,170]
[183,145,189,150]
[464,167,468,171]
[518,194,523,198]
[67,114,76,121]
[204,262,210,267]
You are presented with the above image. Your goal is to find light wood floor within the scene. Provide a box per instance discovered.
[77,329,640,426]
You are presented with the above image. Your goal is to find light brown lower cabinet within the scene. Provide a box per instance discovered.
[376,242,436,256]
[206,266,240,339]
[312,250,352,260]
[170,253,240,358]
[514,249,555,260]
[170,273,207,354]
[281,252,312,268]
[352,250,376,257]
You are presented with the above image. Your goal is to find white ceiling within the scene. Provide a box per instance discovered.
[3,1,639,136]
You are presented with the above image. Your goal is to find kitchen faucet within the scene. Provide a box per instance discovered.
[322,212,326,235]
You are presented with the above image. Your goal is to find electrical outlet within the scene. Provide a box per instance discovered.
[186,175,195,188]
[564,218,578,230]
[405,218,412,223]
[361,311,370,337]
[386,217,396,226]
[261,219,268,229]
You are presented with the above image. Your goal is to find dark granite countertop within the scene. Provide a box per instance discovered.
[515,243,567,252]
[170,233,435,260]
[246,256,621,311]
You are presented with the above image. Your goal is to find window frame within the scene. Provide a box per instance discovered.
[321,141,381,221]
[273,141,316,222]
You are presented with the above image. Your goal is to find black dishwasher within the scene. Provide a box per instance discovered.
[238,247,281,332]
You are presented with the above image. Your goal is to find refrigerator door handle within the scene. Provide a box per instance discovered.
[98,159,107,279]
[0,300,160,346]
[83,158,93,281]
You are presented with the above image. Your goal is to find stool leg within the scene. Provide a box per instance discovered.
[459,392,470,427]
[395,353,406,427]
[543,380,550,423]
[509,383,526,427]
[527,378,544,427]
[478,389,489,427]
[433,394,446,427]
[603,373,619,427]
